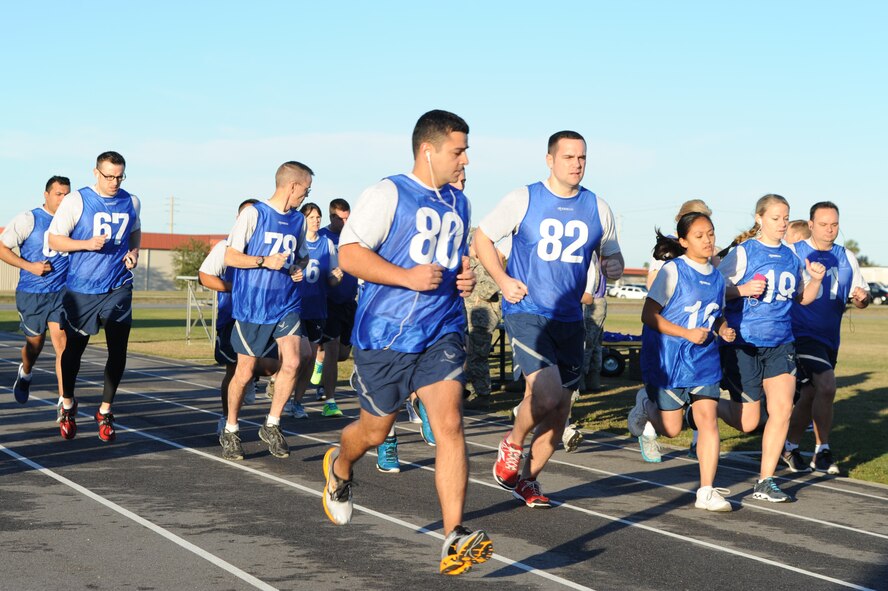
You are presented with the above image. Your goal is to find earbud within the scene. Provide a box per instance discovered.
[425,149,431,162]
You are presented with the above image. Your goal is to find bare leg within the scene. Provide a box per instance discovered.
[759,374,795,479]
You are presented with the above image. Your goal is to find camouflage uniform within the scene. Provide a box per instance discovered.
[582,296,607,390]
[464,256,502,398]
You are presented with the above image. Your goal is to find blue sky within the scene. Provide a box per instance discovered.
[2,2,885,267]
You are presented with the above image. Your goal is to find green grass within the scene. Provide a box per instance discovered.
[2,293,886,484]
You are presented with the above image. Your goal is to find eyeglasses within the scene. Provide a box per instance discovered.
[297,181,311,196]
[98,171,126,182]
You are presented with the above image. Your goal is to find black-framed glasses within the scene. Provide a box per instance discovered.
[98,171,126,182]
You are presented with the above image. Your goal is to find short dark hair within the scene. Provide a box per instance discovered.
[329,198,350,214]
[810,201,839,220]
[300,202,321,217]
[238,198,259,212]
[547,131,585,155]
[411,110,469,157]
[275,161,314,188]
[96,151,126,168]
[45,175,70,192]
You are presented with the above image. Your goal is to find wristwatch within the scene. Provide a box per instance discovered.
[256,256,265,268]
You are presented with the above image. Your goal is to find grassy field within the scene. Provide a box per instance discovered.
[2,292,886,484]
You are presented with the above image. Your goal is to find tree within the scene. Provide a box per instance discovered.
[172,238,211,289]
[844,239,876,267]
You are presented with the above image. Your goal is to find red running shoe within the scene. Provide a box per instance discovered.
[513,478,552,508]
[493,432,522,490]
[95,410,116,443]
[58,399,78,440]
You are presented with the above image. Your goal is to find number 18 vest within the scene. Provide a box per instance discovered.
[18,208,69,294]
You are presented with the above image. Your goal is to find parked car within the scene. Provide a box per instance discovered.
[613,285,649,299]
[868,283,888,305]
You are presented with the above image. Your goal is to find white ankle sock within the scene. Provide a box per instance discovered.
[266,414,280,427]
[642,422,656,437]
[784,441,799,452]
[224,423,239,433]
[815,443,830,453]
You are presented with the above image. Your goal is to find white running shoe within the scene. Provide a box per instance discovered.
[322,447,353,525]
[562,424,583,453]
[695,486,732,512]
[627,388,650,437]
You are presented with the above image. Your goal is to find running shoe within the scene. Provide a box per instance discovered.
[13,364,31,404]
[810,449,840,475]
[322,447,353,525]
[509,403,521,422]
[309,361,323,386]
[58,399,78,440]
[687,442,697,460]
[781,448,812,473]
[95,410,116,443]
[322,400,343,418]
[752,477,792,502]
[439,525,493,575]
[284,400,309,419]
[259,422,289,458]
[219,429,244,461]
[265,377,275,400]
[216,417,226,437]
[638,433,662,463]
[512,478,552,508]
[414,398,436,446]
[627,388,649,437]
[243,379,256,405]
[695,486,732,512]
[493,433,522,490]
[562,424,583,453]
[405,398,422,424]
[376,436,400,473]
[316,386,326,401]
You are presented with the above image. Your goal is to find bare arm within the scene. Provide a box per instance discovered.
[224,246,288,271]
[581,292,595,305]
[339,243,443,292]
[0,243,51,276]
[641,298,712,345]
[601,251,625,280]
[473,228,527,303]
[198,271,230,292]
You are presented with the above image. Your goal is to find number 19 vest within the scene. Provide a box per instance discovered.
[17,208,69,294]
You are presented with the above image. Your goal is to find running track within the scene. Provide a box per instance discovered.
[1,334,886,591]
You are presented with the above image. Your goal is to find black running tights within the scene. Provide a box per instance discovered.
[61,320,131,405]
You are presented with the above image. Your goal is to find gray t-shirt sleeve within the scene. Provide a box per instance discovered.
[48,191,84,237]
[478,187,530,242]
[648,261,679,307]
[199,240,228,276]
[596,197,621,257]
[338,179,398,250]
[227,206,259,252]
[130,195,142,232]
[845,250,869,292]
[1,211,36,249]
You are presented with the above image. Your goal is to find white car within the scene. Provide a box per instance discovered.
[613,285,648,299]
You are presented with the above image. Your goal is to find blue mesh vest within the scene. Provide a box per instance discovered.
[641,258,725,388]
[66,187,136,294]
[352,175,469,353]
[298,235,334,320]
[231,202,305,324]
[503,182,603,322]
[17,208,69,293]
[722,240,801,347]
[319,226,358,304]
[791,240,854,350]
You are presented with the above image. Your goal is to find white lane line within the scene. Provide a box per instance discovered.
[13,393,877,591]
[6,395,593,590]
[0,444,279,591]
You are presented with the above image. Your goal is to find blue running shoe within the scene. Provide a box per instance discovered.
[13,364,31,404]
[376,436,400,473]
[414,398,435,447]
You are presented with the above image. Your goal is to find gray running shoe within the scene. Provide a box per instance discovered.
[638,434,662,463]
[219,430,244,461]
[627,388,649,437]
[781,448,812,473]
[752,477,792,502]
[440,525,493,575]
[562,424,583,453]
[259,423,290,458]
[811,449,840,475]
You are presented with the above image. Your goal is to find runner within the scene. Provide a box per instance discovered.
[474,130,623,507]
[321,109,492,575]
[0,176,71,406]
[48,152,141,442]
[219,161,311,461]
